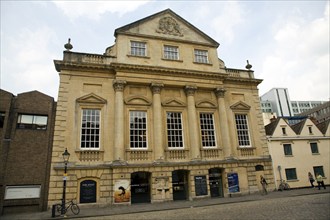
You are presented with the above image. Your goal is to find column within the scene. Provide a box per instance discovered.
[185,85,200,160]
[215,87,232,158]
[113,80,126,161]
[151,83,164,161]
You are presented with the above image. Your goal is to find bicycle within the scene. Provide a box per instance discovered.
[278,180,290,191]
[55,200,80,215]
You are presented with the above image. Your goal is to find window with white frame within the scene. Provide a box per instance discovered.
[81,109,100,149]
[194,49,208,63]
[129,111,147,148]
[130,41,146,56]
[200,113,216,147]
[166,112,184,148]
[235,114,251,147]
[164,45,179,60]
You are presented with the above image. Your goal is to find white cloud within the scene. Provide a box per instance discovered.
[260,3,329,101]
[210,1,245,44]
[52,0,150,21]
[1,26,59,98]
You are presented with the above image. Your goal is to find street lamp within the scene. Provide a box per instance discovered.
[61,148,70,216]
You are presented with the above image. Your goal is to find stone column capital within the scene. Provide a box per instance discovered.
[215,87,226,98]
[150,82,164,94]
[113,80,127,92]
[184,85,197,96]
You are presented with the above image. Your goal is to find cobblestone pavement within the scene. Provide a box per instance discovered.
[1,187,329,220]
[81,193,330,220]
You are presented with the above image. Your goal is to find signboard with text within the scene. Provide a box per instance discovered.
[227,173,240,193]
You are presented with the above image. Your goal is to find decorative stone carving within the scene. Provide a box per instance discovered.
[113,80,126,92]
[150,83,164,94]
[215,87,226,98]
[156,16,183,37]
[184,85,197,96]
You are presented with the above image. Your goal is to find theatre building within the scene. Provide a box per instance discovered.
[48,9,273,207]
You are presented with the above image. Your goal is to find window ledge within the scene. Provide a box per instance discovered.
[161,58,183,62]
[312,153,320,155]
[193,61,213,66]
[287,179,299,182]
[285,155,294,157]
[127,54,150,59]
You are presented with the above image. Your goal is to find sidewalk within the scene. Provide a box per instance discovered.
[2,187,329,220]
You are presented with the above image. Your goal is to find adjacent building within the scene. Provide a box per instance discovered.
[0,89,56,214]
[47,9,273,207]
[260,88,326,117]
[265,117,330,189]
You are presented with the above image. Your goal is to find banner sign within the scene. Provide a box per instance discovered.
[227,173,240,193]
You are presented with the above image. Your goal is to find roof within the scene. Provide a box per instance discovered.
[114,8,220,47]
[316,119,330,135]
[264,118,280,135]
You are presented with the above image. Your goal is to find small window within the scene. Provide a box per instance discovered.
[310,143,319,154]
[130,41,146,56]
[255,165,264,171]
[164,45,179,60]
[313,166,325,177]
[194,49,208,63]
[0,112,5,128]
[17,114,48,130]
[282,127,286,135]
[308,126,313,134]
[285,168,297,180]
[283,144,292,156]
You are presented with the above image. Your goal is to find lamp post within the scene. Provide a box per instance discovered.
[61,148,70,216]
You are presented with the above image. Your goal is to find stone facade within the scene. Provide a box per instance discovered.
[48,9,273,208]
[0,90,56,214]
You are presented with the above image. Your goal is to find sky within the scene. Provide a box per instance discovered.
[1,0,329,101]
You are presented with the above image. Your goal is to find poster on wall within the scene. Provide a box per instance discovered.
[5,185,41,200]
[114,179,131,203]
[227,173,240,193]
[194,176,208,196]
[80,180,96,203]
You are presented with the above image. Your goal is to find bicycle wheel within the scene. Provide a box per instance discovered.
[55,204,62,214]
[285,183,291,190]
[278,184,283,191]
[71,204,80,215]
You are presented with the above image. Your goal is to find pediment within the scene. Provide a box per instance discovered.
[162,98,186,107]
[230,101,251,111]
[196,100,217,108]
[125,96,152,106]
[115,9,219,47]
[76,93,107,104]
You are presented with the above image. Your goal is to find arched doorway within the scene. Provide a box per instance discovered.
[209,168,224,197]
[131,171,151,204]
[172,170,189,200]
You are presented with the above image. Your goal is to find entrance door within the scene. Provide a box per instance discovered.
[131,172,151,204]
[209,168,224,198]
[172,170,189,200]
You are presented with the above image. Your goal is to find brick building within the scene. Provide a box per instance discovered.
[0,89,56,214]
[48,9,273,207]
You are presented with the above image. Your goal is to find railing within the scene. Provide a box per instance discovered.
[201,148,223,159]
[226,68,253,79]
[82,54,105,64]
[165,149,189,160]
[78,150,104,161]
[237,148,256,157]
[126,150,151,162]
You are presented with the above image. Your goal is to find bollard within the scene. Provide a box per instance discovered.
[51,204,56,218]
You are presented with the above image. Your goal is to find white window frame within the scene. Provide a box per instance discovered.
[80,109,101,149]
[130,41,147,57]
[166,112,184,148]
[194,49,208,63]
[234,114,251,148]
[199,113,216,148]
[164,45,179,60]
[129,111,148,149]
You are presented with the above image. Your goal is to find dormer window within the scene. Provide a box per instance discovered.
[130,41,146,56]
[308,126,313,134]
[194,49,208,63]
[282,127,287,135]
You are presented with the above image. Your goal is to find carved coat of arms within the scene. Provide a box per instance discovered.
[156,16,183,37]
